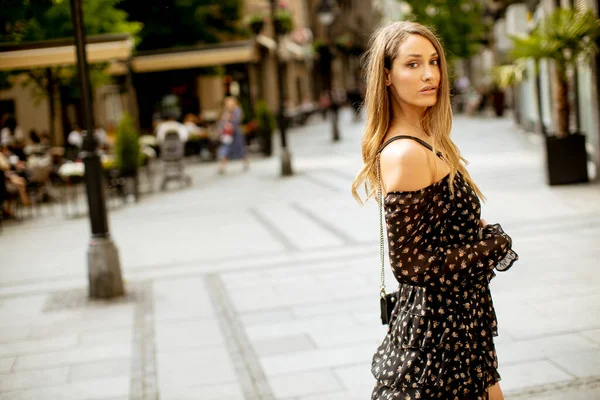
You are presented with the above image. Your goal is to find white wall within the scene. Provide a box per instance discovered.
[0,74,54,142]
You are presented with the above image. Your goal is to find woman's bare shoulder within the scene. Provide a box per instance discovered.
[379,139,433,193]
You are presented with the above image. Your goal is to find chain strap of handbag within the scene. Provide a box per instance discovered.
[376,155,396,325]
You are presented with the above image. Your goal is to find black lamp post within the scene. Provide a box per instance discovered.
[270,0,294,176]
[317,0,340,142]
[70,0,125,298]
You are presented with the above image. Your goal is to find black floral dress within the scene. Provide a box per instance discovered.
[371,136,518,400]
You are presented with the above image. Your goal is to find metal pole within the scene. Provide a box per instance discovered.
[70,0,124,298]
[271,0,294,176]
[328,26,340,142]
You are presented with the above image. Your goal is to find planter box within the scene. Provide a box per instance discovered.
[545,133,589,185]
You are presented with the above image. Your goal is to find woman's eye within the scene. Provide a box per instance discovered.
[408,62,419,68]
[431,60,439,66]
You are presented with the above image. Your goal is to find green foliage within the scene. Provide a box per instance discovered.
[511,8,600,76]
[244,12,266,25]
[114,112,140,175]
[118,0,244,51]
[1,0,141,106]
[508,8,600,137]
[399,0,490,60]
[1,0,142,43]
[274,9,294,35]
[490,60,527,90]
[255,101,275,135]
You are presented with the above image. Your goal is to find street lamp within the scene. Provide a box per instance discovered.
[270,0,294,176]
[70,0,125,298]
[317,0,340,142]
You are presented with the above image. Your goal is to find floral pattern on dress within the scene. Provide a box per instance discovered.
[371,171,518,400]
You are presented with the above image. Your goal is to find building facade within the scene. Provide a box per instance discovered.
[484,0,600,169]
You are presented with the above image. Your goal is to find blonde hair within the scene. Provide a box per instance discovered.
[351,21,484,204]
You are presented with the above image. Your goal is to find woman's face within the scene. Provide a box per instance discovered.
[386,34,441,112]
[224,98,236,111]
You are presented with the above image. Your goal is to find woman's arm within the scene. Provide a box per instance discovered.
[387,194,512,285]
[380,141,516,286]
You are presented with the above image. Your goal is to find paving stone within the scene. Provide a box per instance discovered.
[334,363,376,390]
[0,366,69,392]
[252,334,316,357]
[308,325,381,348]
[244,315,357,342]
[0,376,129,400]
[499,360,574,393]
[505,381,600,400]
[239,308,296,326]
[260,344,374,376]
[0,327,30,344]
[580,329,600,344]
[292,298,373,319]
[12,344,131,372]
[298,388,371,400]
[80,303,135,331]
[268,369,343,398]
[0,358,14,374]
[496,334,599,365]
[253,204,345,249]
[160,382,245,400]
[0,296,47,323]
[155,318,223,350]
[549,348,600,378]
[78,328,132,347]
[67,359,130,382]
[0,335,78,358]
[156,347,237,391]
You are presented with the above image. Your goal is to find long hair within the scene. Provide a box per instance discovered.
[351,21,484,204]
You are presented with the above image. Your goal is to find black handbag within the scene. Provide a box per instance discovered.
[376,155,398,325]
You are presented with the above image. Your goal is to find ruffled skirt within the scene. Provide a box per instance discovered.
[371,282,500,400]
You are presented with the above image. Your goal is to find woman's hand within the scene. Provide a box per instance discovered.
[479,218,488,228]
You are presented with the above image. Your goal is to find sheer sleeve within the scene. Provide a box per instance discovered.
[386,189,517,286]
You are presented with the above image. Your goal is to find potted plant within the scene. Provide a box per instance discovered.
[490,61,527,118]
[274,9,293,35]
[245,13,266,35]
[255,101,275,156]
[510,8,600,185]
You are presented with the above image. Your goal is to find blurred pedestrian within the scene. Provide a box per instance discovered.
[67,125,83,149]
[156,113,188,145]
[217,96,248,175]
[352,21,518,400]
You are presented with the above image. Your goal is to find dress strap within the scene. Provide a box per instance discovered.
[377,135,444,160]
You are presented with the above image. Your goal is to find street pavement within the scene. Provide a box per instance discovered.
[0,109,599,400]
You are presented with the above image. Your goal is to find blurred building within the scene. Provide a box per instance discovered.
[474,0,600,167]
[0,0,380,142]
[307,0,379,97]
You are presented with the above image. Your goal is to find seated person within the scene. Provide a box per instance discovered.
[156,114,189,145]
[0,146,30,210]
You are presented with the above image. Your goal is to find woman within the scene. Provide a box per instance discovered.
[217,96,249,174]
[351,22,518,400]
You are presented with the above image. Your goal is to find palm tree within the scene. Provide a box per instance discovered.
[511,8,600,138]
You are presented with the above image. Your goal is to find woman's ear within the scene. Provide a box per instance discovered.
[384,69,392,86]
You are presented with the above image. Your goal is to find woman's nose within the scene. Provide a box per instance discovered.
[422,66,434,81]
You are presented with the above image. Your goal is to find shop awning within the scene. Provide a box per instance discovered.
[0,34,133,71]
[130,41,259,73]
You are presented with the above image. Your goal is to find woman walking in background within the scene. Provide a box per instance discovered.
[352,21,518,400]
[217,96,249,175]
